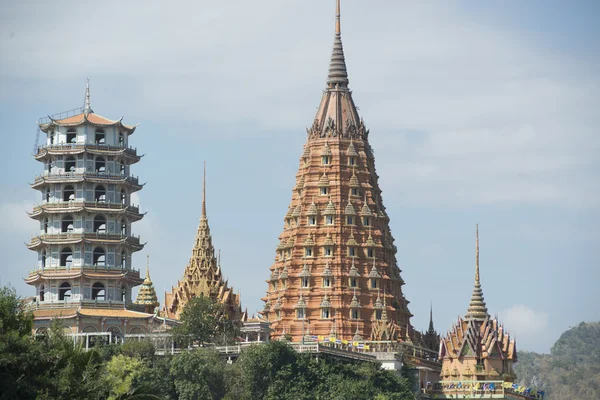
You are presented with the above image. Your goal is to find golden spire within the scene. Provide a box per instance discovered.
[202,161,207,218]
[145,254,151,281]
[466,224,489,321]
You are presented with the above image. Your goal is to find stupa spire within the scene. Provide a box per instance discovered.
[466,224,489,320]
[135,254,159,313]
[327,0,349,89]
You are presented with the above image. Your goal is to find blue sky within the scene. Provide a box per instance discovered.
[0,0,598,353]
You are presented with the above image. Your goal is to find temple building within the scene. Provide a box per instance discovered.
[25,82,167,339]
[163,164,243,321]
[261,0,413,343]
[429,226,519,398]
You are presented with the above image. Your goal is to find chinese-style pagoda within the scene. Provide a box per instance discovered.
[261,0,413,343]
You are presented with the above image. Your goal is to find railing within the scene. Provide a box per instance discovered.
[28,232,142,247]
[422,381,544,399]
[32,172,140,186]
[36,143,138,157]
[31,201,140,214]
[27,265,141,277]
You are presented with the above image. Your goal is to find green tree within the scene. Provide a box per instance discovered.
[170,348,226,400]
[172,296,239,346]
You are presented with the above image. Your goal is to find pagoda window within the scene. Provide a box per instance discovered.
[121,251,127,269]
[120,189,127,205]
[121,285,126,301]
[367,248,374,258]
[371,278,378,289]
[321,308,331,319]
[322,155,330,165]
[120,219,127,236]
[39,284,45,302]
[275,310,281,320]
[326,215,334,225]
[92,282,106,301]
[346,216,354,225]
[42,218,49,233]
[301,277,310,288]
[63,185,75,201]
[66,128,77,144]
[320,187,329,195]
[272,281,278,291]
[363,217,371,226]
[296,308,305,320]
[350,277,358,288]
[351,309,359,319]
[308,216,317,226]
[61,215,74,233]
[352,188,359,196]
[118,132,125,146]
[304,248,313,258]
[65,156,76,173]
[59,282,72,301]
[41,250,47,269]
[323,277,332,288]
[95,157,106,173]
[93,216,106,234]
[45,188,51,202]
[95,129,106,145]
[375,310,383,320]
[348,156,356,166]
[348,247,356,257]
[120,163,126,175]
[93,247,106,267]
[49,131,55,145]
[324,246,333,257]
[94,185,106,202]
[60,247,73,267]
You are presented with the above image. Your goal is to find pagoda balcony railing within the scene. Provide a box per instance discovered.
[31,201,140,214]
[25,298,132,312]
[28,232,142,246]
[36,143,138,157]
[27,265,141,278]
[32,172,140,186]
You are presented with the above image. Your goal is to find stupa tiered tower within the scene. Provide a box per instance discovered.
[164,164,243,321]
[25,82,159,337]
[261,0,413,343]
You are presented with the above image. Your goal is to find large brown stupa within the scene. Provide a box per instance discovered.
[261,0,413,343]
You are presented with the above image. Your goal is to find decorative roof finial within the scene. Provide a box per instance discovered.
[202,161,207,218]
[84,77,93,115]
[327,0,349,88]
[466,224,489,321]
[146,254,151,280]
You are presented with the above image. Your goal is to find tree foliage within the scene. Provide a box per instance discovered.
[515,321,600,400]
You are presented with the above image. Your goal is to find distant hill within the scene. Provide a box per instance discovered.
[515,321,600,400]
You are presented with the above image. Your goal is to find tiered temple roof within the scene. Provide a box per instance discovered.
[164,164,242,320]
[261,0,413,343]
[439,226,517,382]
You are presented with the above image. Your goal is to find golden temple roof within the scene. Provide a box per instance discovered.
[135,255,159,309]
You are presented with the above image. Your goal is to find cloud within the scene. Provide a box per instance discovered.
[498,305,549,350]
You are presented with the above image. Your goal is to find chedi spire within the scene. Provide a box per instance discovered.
[327,0,349,89]
[466,224,489,321]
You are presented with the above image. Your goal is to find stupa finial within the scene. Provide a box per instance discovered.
[84,78,93,115]
[146,254,150,280]
[466,224,489,321]
[327,0,349,88]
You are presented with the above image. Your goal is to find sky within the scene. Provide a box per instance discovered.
[0,0,599,354]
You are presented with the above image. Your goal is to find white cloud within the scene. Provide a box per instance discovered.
[498,305,549,350]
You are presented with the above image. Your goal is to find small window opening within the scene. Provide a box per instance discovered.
[376,310,383,320]
[120,164,126,175]
[39,284,45,302]
[121,251,127,269]
[58,282,72,300]
[118,133,125,146]
[94,185,106,202]
[65,157,77,173]
[93,247,106,267]
[305,248,313,257]
[92,282,106,301]
[60,247,73,267]
[120,190,126,205]
[350,277,358,288]
[66,128,77,144]
[352,188,359,196]
[308,216,317,226]
[121,285,126,301]
[45,188,51,202]
[63,185,75,201]
[371,278,378,289]
[95,157,106,173]
[301,277,309,288]
[49,131,55,145]
[120,219,127,236]
[348,157,356,166]
[323,277,331,288]
[43,218,49,233]
[296,308,305,319]
[61,215,74,233]
[363,217,371,226]
[352,309,359,319]
[348,247,356,257]
[346,216,354,225]
[320,187,329,195]
[322,308,331,319]
[368,248,374,258]
[95,129,105,144]
[322,155,330,165]
[41,250,47,269]
[326,215,334,225]
[93,216,106,234]
[324,247,333,257]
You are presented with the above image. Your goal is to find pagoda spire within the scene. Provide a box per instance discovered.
[202,161,207,218]
[428,301,435,333]
[327,0,349,89]
[83,78,93,115]
[466,224,489,321]
[135,254,159,313]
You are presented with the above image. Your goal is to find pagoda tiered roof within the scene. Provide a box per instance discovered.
[39,111,137,134]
